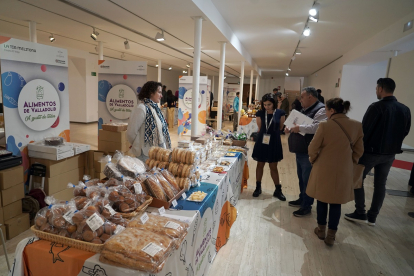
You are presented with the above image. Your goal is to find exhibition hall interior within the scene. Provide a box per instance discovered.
[0,0,413,275]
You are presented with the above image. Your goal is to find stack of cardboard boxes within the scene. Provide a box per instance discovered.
[30,153,86,201]
[0,165,30,240]
[98,129,130,156]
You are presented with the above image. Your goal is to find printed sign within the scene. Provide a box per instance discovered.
[105,84,137,120]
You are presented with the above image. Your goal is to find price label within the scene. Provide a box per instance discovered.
[142,242,162,257]
[134,183,143,194]
[158,206,166,215]
[115,225,125,234]
[104,204,117,216]
[140,213,149,224]
[164,221,180,230]
[182,193,187,200]
[86,213,104,232]
[63,210,75,225]
[172,199,178,207]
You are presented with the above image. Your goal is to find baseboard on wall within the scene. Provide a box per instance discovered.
[70,121,98,124]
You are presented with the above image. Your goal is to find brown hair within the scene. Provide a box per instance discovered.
[326,98,351,114]
[138,81,162,100]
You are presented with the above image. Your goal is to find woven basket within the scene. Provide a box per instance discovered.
[119,196,152,219]
[31,226,104,253]
[232,140,247,147]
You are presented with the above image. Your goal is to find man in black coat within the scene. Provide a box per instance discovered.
[345,78,411,226]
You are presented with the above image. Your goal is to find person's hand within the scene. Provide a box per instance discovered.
[284,126,290,134]
[291,125,300,133]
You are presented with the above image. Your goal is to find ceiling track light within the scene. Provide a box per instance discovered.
[295,49,302,55]
[124,39,130,50]
[183,70,187,73]
[286,72,289,76]
[288,68,291,71]
[186,64,190,68]
[309,13,319,22]
[49,34,55,43]
[303,27,311,37]
[155,29,165,41]
[155,64,159,67]
[309,2,320,16]
[91,27,99,40]
[168,66,172,70]
[291,55,296,61]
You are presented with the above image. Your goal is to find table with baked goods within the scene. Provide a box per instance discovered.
[11,150,246,276]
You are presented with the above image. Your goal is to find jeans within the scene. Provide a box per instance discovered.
[233,111,238,131]
[296,153,314,210]
[317,201,341,230]
[354,153,395,219]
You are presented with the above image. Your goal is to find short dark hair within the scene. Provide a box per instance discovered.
[138,81,162,100]
[236,92,240,96]
[377,78,396,93]
[162,85,166,89]
[261,93,276,111]
[326,98,351,114]
[302,86,318,98]
[275,92,282,99]
[167,90,173,97]
[273,88,279,92]
[317,89,322,94]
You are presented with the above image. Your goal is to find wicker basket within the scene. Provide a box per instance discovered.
[232,140,247,147]
[119,196,152,219]
[31,226,104,253]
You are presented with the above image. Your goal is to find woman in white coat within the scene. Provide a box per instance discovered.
[127,81,171,161]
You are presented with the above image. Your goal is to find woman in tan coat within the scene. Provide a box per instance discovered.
[306,98,364,246]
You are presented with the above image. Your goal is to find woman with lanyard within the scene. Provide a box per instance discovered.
[127,81,172,162]
[251,93,286,200]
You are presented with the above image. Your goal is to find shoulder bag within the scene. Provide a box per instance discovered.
[332,119,365,189]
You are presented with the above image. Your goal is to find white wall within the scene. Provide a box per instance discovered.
[388,49,414,148]
[147,66,182,93]
[284,77,303,91]
[259,77,285,99]
[68,57,87,122]
[340,60,388,122]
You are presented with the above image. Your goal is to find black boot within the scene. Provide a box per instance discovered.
[253,181,262,197]
[273,184,286,201]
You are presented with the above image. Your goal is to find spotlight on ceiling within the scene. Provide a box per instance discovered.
[124,39,130,50]
[303,27,311,37]
[168,66,172,70]
[295,49,302,55]
[288,68,291,71]
[155,30,165,41]
[183,70,187,73]
[309,13,319,22]
[309,2,320,16]
[91,27,99,40]
[291,55,296,61]
[121,53,125,58]
[286,72,289,76]
[49,34,55,43]
[155,64,158,67]
[186,64,190,68]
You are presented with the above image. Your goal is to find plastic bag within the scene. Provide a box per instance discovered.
[153,172,177,200]
[117,154,146,178]
[108,185,140,213]
[103,162,123,181]
[68,181,87,197]
[160,169,180,192]
[144,174,167,201]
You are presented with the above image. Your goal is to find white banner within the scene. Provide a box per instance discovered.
[98,60,147,128]
[0,37,70,180]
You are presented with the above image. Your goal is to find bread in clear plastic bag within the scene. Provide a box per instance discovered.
[117,155,146,178]
[128,213,189,249]
[100,227,174,272]
[144,174,167,201]
[103,162,123,181]
[68,181,87,197]
[159,169,179,192]
[108,185,140,213]
[153,172,177,200]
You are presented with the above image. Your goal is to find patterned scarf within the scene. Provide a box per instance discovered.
[143,98,171,149]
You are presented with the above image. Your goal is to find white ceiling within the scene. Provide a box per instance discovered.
[0,0,414,78]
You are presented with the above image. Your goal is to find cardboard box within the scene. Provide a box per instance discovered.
[0,165,24,190]
[29,150,75,161]
[51,188,75,202]
[3,200,22,221]
[30,154,85,178]
[28,141,73,154]
[98,130,127,143]
[94,160,107,173]
[0,225,6,245]
[33,168,84,195]
[5,213,30,240]
[65,143,91,155]
[1,183,24,207]
[94,172,106,180]
[98,140,130,153]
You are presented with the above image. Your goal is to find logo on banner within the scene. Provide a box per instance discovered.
[106,84,137,120]
[18,79,61,131]
[194,210,212,276]
[183,88,201,109]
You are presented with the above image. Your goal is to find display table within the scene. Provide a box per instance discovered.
[11,153,246,276]
[238,116,258,138]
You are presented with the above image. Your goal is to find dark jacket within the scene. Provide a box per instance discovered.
[362,96,411,155]
[280,98,290,116]
[292,99,302,111]
[288,101,325,154]
[318,93,325,104]
[167,95,177,108]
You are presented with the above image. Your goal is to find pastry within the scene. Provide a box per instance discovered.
[117,156,146,177]
[160,170,179,191]
[145,175,167,201]
[44,136,64,146]
[154,173,176,200]
[103,163,123,181]
[177,163,184,178]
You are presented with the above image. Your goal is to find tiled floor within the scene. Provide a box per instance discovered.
[1,121,414,276]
